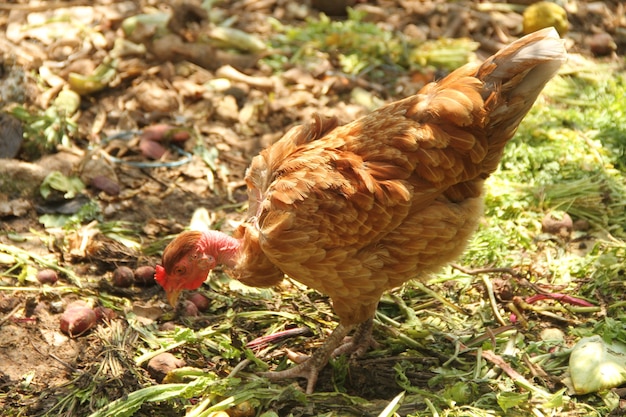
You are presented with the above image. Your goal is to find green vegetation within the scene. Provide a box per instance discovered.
[63,59,626,417]
[266,9,479,76]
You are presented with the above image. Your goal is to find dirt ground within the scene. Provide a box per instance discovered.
[1,0,625,416]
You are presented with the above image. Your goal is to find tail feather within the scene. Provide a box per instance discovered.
[439,28,566,201]
[479,27,566,97]
[477,27,567,174]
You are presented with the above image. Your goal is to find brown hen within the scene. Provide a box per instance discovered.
[155,28,566,393]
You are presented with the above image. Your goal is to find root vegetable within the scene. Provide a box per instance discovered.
[134,265,156,286]
[180,300,199,317]
[94,306,116,322]
[60,306,96,337]
[89,175,121,196]
[139,138,167,159]
[142,124,191,142]
[147,352,185,382]
[187,293,209,311]
[37,269,58,285]
[112,266,134,287]
[541,211,573,236]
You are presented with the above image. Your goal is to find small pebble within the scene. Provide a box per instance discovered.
[50,300,65,314]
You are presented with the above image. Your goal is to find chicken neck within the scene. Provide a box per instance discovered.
[199,230,241,268]
[260,318,375,393]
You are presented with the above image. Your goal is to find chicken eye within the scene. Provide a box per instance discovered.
[175,266,186,275]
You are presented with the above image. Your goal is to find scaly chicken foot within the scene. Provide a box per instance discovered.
[332,318,378,358]
[259,322,354,394]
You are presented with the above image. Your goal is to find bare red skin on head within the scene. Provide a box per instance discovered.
[155,230,240,302]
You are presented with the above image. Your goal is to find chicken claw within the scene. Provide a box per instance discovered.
[259,322,354,394]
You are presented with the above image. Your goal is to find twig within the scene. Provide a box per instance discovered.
[463,325,517,348]
[0,303,23,327]
[523,354,552,381]
[480,349,553,399]
[482,275,507,326]
[246,327,313,350]
[412,281,469,315]
[228,358,251,378]
[30,340,81,373]
[451,263,519,277]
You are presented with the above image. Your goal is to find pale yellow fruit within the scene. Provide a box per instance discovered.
[523,2,569,36]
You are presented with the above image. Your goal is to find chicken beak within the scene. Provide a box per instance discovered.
[167,289,181,307]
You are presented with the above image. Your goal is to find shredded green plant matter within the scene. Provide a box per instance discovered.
[266,9,408,74]
[6,68,625,417]
[440,62,626,416]
[266,8,479,77]
[10,104,78,159]
[468,64,626,268]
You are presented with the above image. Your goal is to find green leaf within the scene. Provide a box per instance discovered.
[87,383,190,417]
[542,388,566,409]
[53,89,81,116]
[497,391,529,412]
[38,213,70,228]
[40,171,85,199]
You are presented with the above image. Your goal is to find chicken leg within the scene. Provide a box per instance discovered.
[331,318,378,358]
[260,321,363,393]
